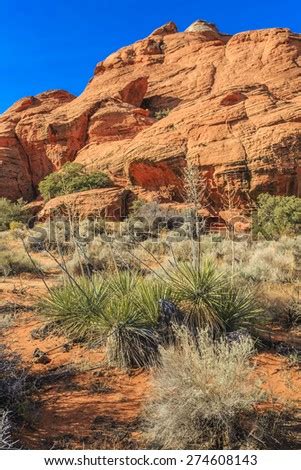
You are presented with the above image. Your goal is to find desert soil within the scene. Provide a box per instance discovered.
[0,250,300,449]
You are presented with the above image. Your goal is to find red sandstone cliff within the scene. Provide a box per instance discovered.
[1,20,301,217]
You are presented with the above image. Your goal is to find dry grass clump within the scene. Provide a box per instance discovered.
[170,236,298,284]
[282,293,301,328]
[0,250,40,276]
[23,220,72,254]
[258,283,301,329]
[66,239,142,276]
[0,347,27,409]
[138,239,171,257]
[144,328,284,450]
[170,239,195,262]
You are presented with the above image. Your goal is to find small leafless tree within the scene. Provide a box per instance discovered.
[182,161,210,267]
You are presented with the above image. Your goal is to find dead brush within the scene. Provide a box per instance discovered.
[0,410,13,449]
[0,346,30,448]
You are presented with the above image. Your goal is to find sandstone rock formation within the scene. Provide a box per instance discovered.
[38,188,134,221]
[1,20,301,219]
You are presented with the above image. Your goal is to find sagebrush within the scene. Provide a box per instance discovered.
[143,328,284,449]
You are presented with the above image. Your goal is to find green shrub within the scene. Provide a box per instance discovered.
[0,198,28,232]
[154,108,170,120]
[253,193,301,239]
[38,163,112,200]
[144,328,267,449]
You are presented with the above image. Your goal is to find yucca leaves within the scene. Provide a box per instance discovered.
[215,286,263,332]
[165,260,262,334]
[133,278,174,324]
[104,295,158,368]
[108,271,141,297]
[167,260,226,331]
[40,273,161,368]
[40,275,109,339]
[104,295,151,330]
[39,261,262,368]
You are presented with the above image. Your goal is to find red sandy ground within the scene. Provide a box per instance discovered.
[0,270,148,449]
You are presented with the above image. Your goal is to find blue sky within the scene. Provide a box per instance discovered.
[0,0,300,113]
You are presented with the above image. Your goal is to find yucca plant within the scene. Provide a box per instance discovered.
[133,278,174,323]
[103,295,158,369]
[216,285,263,333]
[133,278,183,344]
[107,271,141,297]
[40,271,160,368]
[40,275,109,340]
[167,260,226,332]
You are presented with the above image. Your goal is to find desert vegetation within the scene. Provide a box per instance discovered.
[153,108,170,120]
[0,194,300,449]
[0,250,40,277]
[0,346,28,449]
[254,193,301,239]
[144,328,287,449]
[2,11,301,452]
[38,162,112,200]
[0,198,29,231]
[38,258,263,369]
